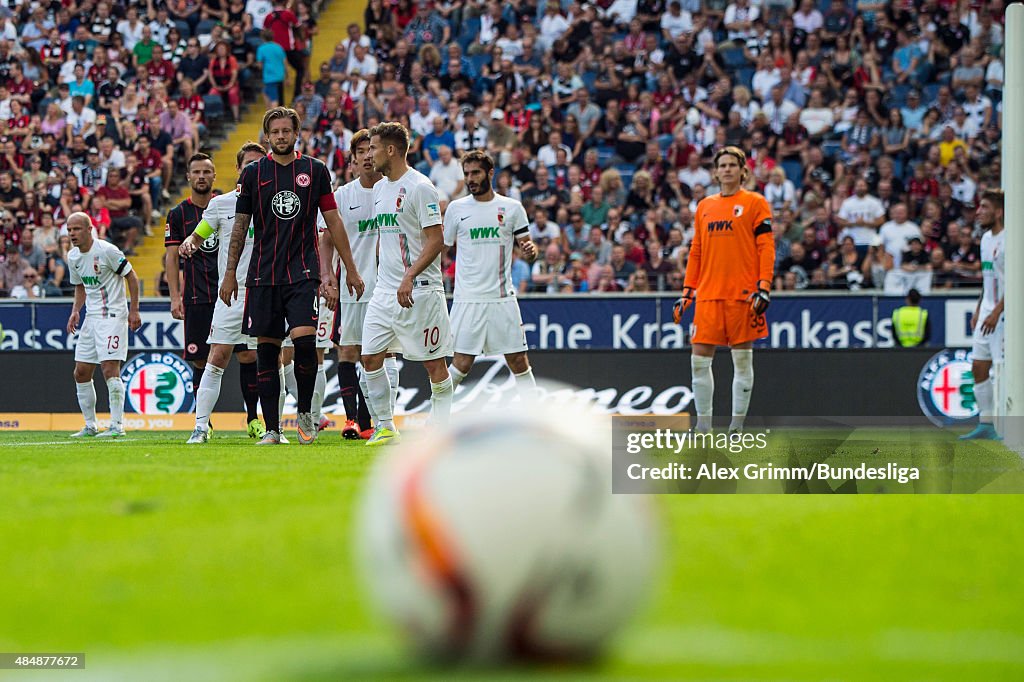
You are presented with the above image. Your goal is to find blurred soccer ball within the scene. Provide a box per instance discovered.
[355,388,659,663]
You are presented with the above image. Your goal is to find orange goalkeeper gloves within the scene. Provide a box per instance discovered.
[672,287,696,324]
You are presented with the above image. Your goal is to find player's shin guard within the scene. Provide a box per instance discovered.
[77,380,97,428]
[430,375,454,425]
[292,336,317,414]
[106,376,125,429]
[364,366,393,429]
[196,364,224,430]
[513,367,536,399]
[384,356,400,414]
[358,370,377,427]
[258,343,282,433]
[312,363,326,422]
[338,361,359,420]
[239,361,259,422]
[448,365,467,389]
[730,349,754,431]
[691,354,714,432]
[976,378,994,423]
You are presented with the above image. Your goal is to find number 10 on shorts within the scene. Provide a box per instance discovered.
[423,326,440,347]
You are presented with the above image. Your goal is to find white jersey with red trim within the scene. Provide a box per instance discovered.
[371,168,443,293]
[443,193,530,302]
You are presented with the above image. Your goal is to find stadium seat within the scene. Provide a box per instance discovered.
[781,159,803,189]
[458,17,480,52]
[890,84,911,108]
[596,145,615,166]
[721,47,748,71]
[822,140,843,158]
[195,19,219,36]
[203,94,225,122]
[174,20,191,37]
[922,83,941,103]
[735,67,755,89]
[469,53,491,77]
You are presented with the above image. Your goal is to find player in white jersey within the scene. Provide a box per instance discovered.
[961,189,1005,440]
[178,143,269,443]
[443,150,538,397]
[315,129,396,439]
[65,212,142,438]
[361,121,453,446]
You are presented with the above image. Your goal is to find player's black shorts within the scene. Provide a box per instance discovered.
[242,280,320,340]
[183,302,215,361]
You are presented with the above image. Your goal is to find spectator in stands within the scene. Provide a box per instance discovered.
[257,29,287,108]
[429,145,464,201]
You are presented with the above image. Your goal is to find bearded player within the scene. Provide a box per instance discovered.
[674,147,774,433]
[223,107,363,446]
[178,142,269,444]
[443,150,538,397]
[960,189,1005,440]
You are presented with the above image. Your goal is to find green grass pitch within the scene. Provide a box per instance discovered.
[1,429,1023,681]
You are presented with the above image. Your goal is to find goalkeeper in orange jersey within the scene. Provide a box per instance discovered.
[673,147,775,432]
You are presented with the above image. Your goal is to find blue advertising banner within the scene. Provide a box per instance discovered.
[0,293,980,352]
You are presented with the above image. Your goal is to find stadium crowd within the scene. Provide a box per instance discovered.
[0,0,322,298]
[0,0,1006,300]
[310,0,1001,296]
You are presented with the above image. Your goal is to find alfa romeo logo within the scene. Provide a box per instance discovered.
[272,190,301,219]
[199,230,219,253]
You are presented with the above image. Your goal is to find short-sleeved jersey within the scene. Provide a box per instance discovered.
[165,197,219,305]
[203,188,256,288]
[979,227,1005,312]
[317,179,380,301]
[235,152,337,287]
[372,168,444,293]
[68,238,132,318]
[684,189,775,301]
[443,193,530,302]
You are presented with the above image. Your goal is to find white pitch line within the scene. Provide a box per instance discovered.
[1,438,142,447]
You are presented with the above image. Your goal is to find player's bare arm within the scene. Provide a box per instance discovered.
[317,228,339,311]
[165,244,183,320]
[981,297,1004,336]
[67,284,86,333]
[517,235,538,262]
[323,208,364,300]
[221,211,251,306]
[125,269,142,331]
[398,224,443,308]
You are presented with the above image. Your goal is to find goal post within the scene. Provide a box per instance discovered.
[1003,3,1023,456]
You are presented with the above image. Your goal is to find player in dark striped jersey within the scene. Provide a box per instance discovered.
[164,153,219,416]
[223,107,364,445]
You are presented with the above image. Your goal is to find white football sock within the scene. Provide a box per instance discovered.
[513,367,536,400]
[359,368,378,423]
[283,362,297,398]
[365,366,394,429]
[430,375,454,425]
[77,380,97,428]
[975,378,993,423]
[106,376,125,429]
[195,364,224,430]
[312,363,326,422]
[278,365,287,418]
[448,365,468,389]
[384,356,399,414]
[730,349,754,431]
[691,354,714,431]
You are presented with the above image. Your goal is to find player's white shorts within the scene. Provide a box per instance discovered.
[208,290,256,348]
[363,288,452,361]
[336,300,367,346]
[451,299,528,356]
[75,315,129,364]
[971,315,1004,362]
[282,297,333,350]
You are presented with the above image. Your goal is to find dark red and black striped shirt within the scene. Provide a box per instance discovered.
[165,197,219,305]
[235,152,337,287]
